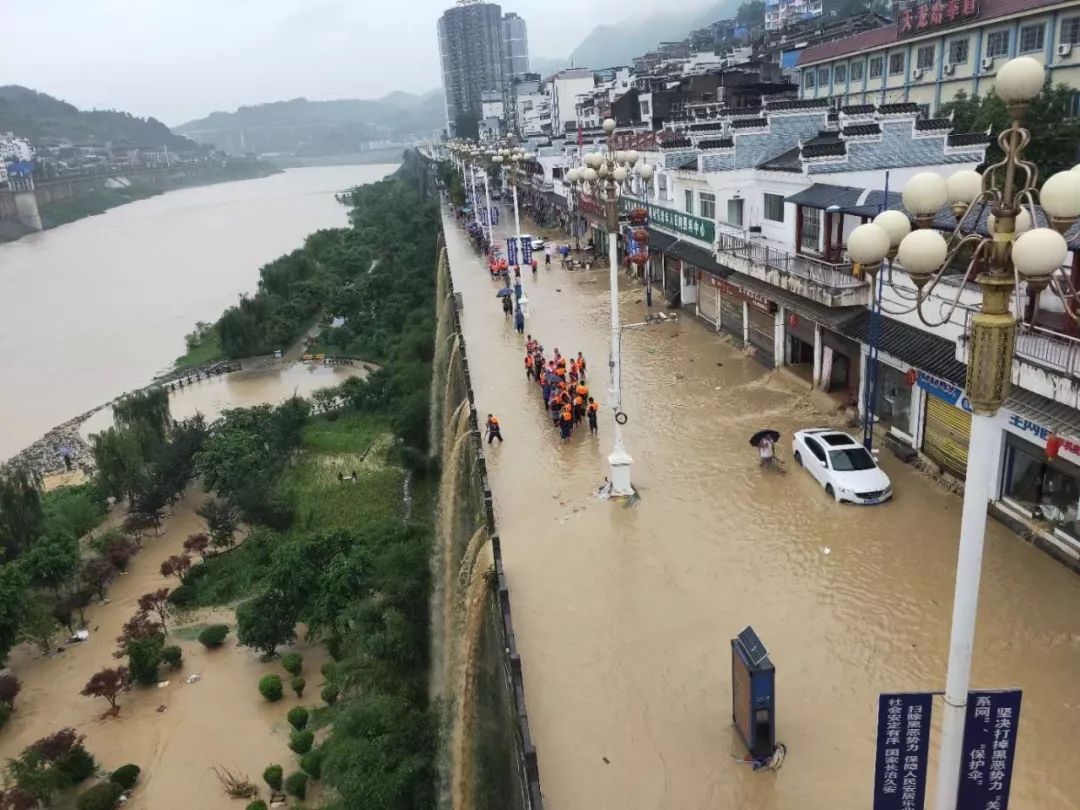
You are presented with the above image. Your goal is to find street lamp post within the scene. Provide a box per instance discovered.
[847,56,1080,810]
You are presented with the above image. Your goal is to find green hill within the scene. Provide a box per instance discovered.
[0,86,197,149]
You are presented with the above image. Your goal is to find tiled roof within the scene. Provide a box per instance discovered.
[802,141,846,158]
[842,310,966,384]
[948,131,992,146]
[697,137,734,149]
[648,229,730,274]
[731,117,769,129]
[878,102,920,115]
[786,184,864,209]
[1006,387,1080,439]
[765,98,830,111]
[726,106,763,117]
[689,122,725,132]
[660,137,692,149]
[757,145,804,173]
[915,118,952,130]
[679,156,699,170]
[841,104,876,115]
[842,123,881,137]
[798,0,1061,66]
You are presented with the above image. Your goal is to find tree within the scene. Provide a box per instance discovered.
[137,589,172,634]
[0,466,45,561]
[104,534,138,572]
[18,598,57,655]
[0,565,27,665]
[736,0,765,25]
[112,388,170,443]
[182,533,211,561]
[18,533,79,594]
[81,557,117,602]
[80,668,130,714]
[0,674,21,708]
[159,554,192,583]
[236,591,297,657]
[197,499,240,549]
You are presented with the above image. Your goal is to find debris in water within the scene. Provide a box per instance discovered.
[823,547,831,555]
[155,705,167,713]
[157,680,171,688]
[602,756,611,764]
[186,674,201,684]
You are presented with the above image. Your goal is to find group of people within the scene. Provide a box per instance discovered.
[523,336,598,442]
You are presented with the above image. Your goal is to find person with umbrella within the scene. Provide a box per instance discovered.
[750,430,783,472]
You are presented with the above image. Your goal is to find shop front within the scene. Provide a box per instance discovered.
[917,372,972,479]
[697,272,721,327]
[820,330,860,400]
[784,311,816,381]
[663,257,682,304]
[872,362,918,443]
[718,279,745,343]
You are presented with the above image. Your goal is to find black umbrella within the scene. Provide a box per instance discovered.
[749,430,781,448]
[496,288,513,298]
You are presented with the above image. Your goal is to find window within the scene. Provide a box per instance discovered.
[835,63,847,83]
[1071,91,1080,118]
[685,189,693,213]
[829,448,876,471]
[764,193,785,223]
[851,60,864,81]
[986,30,1010,58]
[699,191,716,220]
[804,70,816,88]
[805,437,826,463]
[916,45,934,69]
[1019,23,1045,54]
[1003,437,1080,541]
[658,173,669,195]
[727,198,744,226]
[917,103,931,119]
[818,67,830,86]
[640,99,651,116]
[1062,16,1080,46]
[869,56,884,78]
[948,38,969,64]
[874,364,914,434]
[889,53,905,75]
[801,207,820,251]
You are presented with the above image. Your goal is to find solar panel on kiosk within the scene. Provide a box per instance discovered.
[736,626,768,667]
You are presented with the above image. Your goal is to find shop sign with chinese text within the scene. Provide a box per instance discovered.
[716,277,775,314]
[578,193,607,225]
[873,693,932,810]
[957,690,1022,810]
[619,195,715,243]
[897,0,980,39]
[917,371,973,413]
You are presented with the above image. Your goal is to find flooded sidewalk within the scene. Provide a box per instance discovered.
[442,210,1080,810]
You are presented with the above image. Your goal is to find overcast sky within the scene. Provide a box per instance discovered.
[1,0,708,125]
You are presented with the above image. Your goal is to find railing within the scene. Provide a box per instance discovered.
[963,309,1080,378]
[717,233,865,290]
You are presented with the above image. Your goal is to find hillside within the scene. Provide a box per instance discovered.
[175,90,445,156]
[568,0,740,70]
[0,86,197,149]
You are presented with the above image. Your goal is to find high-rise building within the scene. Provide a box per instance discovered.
[437,0,506,137]
[502,13,529,81]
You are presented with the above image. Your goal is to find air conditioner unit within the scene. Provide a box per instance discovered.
[1058,42,1074,57]
[912,68,924,79]
[980,56,995,71]
[942,62,956,76]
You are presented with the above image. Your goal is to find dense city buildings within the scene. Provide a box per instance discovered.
[502,12,530,81]
[437,0,508,136]
[765,0,824,31]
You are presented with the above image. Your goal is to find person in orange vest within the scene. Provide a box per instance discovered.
[573,393,584,426]
[576,352,587,379]
[559,405,574,441]
[587,397,600,435]
[549,393,562,426]
[485,414,503,444]
[576,381,589,404]
[524,352,535,380]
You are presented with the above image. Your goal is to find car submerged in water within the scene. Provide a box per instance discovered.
[791,429,893,505]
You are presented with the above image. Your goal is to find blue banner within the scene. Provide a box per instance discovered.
[917,371,973,413]
[522,237,533,266]
[623,226,641,258]
[873,693,932,810]
[479,207,488,225]
[957,690,1022,810]
[506,237,519,266]
[490,206,500,225]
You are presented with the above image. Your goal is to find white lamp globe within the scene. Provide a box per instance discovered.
[897,229,948,276]
[994,56,1046,104]
[988,208,1032,234]
[493,155,503,164]
[902,171,949,216]
[602,118,617,134]
[1072,164,1080,173]
[612,150,626,164]
[873,209,912,247]
[1040,171,1080,219]
[847,223,891,265]
[1012,228,1068,278]
[946,169,983,204]
[583,168,598,183]
[625,150,640,166]
[613,166,629,182]
[638,163,654,181]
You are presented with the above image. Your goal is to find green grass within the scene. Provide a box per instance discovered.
[300,411,385,455]
[174,330,224,369]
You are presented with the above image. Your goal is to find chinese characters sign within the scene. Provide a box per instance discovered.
[916,371,973,413]
[506,237,519,266]
[957,690,1022,810]
[619,195,716,243]
[522,237,533,266]
[897,0,980,39]
[873,693,932,810]
[717,278,775,314]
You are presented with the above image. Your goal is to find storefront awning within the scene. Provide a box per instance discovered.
[785,184,865,211]
[729,275,865,331]
[1005,388,1080,440]
[840,310,966,384]
[648,229,731,277]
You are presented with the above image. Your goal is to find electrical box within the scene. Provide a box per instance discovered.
[731,626,775,759]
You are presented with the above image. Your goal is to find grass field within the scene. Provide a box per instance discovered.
[173,330,224,369]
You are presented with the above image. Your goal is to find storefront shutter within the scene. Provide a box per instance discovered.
[747,307,775,361]
[698,280,720,325]
[923,394,971,478]
[720,295,744,342]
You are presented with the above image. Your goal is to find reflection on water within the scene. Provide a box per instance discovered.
[441,211,1080,810]
[0,164,396,459]
[80,362,364,441]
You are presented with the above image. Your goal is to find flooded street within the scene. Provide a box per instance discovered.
[0,164,395,460]
[442,211,1080,809]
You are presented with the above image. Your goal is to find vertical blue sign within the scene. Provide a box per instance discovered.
[522,237,533,265]
[957,690,1022,810]
[490,206,499,225]
[874,693,932,810]
[506,237,519,266]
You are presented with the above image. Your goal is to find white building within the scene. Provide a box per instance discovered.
[0,133,34,163]
[548,68,596,136]
[765,0,824,31]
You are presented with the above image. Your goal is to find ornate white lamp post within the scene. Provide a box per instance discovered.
[846,56,1080,810]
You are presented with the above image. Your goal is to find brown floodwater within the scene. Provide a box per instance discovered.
[442,212,1080,809]
[0,164,396,460]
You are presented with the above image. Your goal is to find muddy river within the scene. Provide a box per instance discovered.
[0,163,395,460]
[442,211,1080,809]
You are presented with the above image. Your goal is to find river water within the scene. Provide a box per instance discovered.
[442,210,1080,809]
[0,164,396,460]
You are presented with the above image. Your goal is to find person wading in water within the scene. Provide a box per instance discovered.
[486,414,504,444]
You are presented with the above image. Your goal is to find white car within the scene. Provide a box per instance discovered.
[520,234,545,251]
[792,429,893,505]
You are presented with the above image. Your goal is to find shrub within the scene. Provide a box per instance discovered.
[246,802,268,810]
[300,747,322,779]
[56,745,97,784]
[126,636,164,685]
[290,676,305,697]
[166,584,194,607]
[319,662,337,682]
[288,730,313,755]
[109,764,140,790]
[76,782,123,810]
[321,684,339,705]
[0,702,10,729]
[286,706,309,731]
[0,673,22,707]
[280,653,302,676]
[258,674,283,702]
[159,646,182,669]
[262,764,283,791]
[198,624,229,648]
[283,771,307,799]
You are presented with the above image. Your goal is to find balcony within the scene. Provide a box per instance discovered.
[715,233,871,307]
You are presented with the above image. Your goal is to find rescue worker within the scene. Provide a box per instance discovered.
[502,295,513,319]
[573,392,584,426]
[587,397,599,434]
[576,352,586,378]
[486,414,503,444]
[525,352,535,380]
[549,394,562,426]
[576,381,589,405]
[559,405,574,442]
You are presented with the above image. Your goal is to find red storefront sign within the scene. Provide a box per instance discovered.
[715,277,775,314]
[577,193,607,225]
[897,0,979,38]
